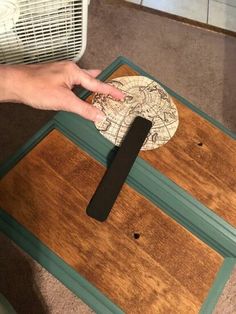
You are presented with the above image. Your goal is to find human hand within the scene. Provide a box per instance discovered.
[1,61,124,122]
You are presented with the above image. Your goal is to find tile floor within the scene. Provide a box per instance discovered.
[142,0,208,23]
[209,0,236,32]
[126,0,141,3]
[126,0,236,32]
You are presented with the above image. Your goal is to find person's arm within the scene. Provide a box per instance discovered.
[0,61,124,122]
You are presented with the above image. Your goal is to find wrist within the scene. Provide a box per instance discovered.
[0,65,24,103]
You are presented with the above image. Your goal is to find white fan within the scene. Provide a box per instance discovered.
[0,0,89,64]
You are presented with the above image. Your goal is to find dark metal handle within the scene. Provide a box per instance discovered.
[86,116,152,222]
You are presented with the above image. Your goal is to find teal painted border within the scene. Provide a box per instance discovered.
[0,56,235,313]
[0,293,17,314]
[1,114,235,258]
[0,120,55,178]
[0,209,124,314]
[1,208,235,314]
[54,114,236,258]
[200,258,236,314]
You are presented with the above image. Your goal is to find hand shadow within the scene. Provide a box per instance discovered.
[0,232,49,314]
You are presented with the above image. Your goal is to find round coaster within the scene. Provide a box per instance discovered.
[93,76,179,151]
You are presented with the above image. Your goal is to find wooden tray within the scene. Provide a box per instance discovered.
[0,57,235,314]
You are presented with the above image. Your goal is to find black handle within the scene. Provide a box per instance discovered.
[86,116,152,222]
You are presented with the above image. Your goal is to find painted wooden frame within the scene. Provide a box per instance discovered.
[0,56,235,313]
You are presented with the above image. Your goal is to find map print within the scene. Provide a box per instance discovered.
[93,76,179,150]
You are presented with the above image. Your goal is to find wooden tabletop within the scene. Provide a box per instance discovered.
[0,62,234,313]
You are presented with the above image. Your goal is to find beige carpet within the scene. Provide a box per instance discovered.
[0,0,236,313]
[0,234,93,314]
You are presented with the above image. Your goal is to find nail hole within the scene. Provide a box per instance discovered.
[133,232,140,239]
[197,142,203,146]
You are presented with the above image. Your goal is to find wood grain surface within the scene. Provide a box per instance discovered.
[0,129,223,313]
[87,64,236,228]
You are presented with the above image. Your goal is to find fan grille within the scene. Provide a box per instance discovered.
[0,0,86,64]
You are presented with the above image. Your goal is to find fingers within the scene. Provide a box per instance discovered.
[61,89,105,122]
[75,68,124,100]
[82,69,101,78]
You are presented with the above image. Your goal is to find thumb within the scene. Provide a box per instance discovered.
[61,90,105,122]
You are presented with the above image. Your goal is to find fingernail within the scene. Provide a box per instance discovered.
[119,90,125,100]
[95,111,106,123]
[114,94,124,102]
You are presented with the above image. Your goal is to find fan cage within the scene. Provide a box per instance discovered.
[0,0,88,64]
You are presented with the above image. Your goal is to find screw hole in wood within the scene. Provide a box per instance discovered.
[133,232,140,239]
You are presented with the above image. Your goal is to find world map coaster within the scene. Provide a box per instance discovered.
[93,76,179,150]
